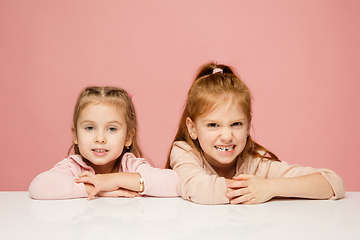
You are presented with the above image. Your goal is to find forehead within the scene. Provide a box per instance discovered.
[200,94,245,114]
[79,102,125,121]
[199,100,246,121]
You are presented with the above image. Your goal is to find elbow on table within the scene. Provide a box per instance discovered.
[28,176,71,200]
[179,186,229,205]
[28,172,56,199]
[28,176,58,200]
[28,180,47,200]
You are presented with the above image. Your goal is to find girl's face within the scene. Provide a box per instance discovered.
[72,103,132,173]
[186,101,249,174]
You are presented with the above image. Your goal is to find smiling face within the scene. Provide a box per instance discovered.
[186,100,249,176]
[72,102,132,174]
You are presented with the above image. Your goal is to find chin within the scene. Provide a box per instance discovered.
[212,155,236,164]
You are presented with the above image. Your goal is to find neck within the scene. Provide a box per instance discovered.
[204,154,238,179]
[214,164,237,179]
[87,160,119,174]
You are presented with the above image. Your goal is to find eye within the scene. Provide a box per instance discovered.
[232,122,243,127]
[207,123,219,127]
[85,126,95,131]
[108,127,117,132]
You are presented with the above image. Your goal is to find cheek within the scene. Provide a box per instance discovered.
[234,130,248,141]
[240,134,249,146]
[109,133,127,144]
[77,133,92,146]
[197,131,218,146]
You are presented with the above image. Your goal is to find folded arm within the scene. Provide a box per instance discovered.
[226,173,334,204]
[122,153,179,197]
[226,159,344,204]
[76,171,142,200]
[29,164,88,200]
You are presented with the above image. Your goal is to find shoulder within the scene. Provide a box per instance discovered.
[171,141,199,158]
[120,153,151,172]
[239,153,284,174]
[172,141,193,151]
[45,155,94,176]
[56,155,92,169]
[170,141,204,168]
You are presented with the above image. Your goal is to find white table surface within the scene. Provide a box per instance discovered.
[1,192,359,240]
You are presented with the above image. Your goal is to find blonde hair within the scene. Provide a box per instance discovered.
[166,62,279,169]
[69,86,143,170]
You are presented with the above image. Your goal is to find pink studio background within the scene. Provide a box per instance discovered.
[1,1,359,191]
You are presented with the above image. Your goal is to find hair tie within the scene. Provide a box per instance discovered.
[212,68,223,74]
[128,93,133,98]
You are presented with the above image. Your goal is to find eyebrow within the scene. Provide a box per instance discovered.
[79,120,123,126]
[107,121,123,126]
[203,118,247,122]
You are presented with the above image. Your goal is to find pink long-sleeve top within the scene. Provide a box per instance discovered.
[29,153,179,199]
[169,141,345,205]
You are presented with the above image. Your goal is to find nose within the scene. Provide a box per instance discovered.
[95,131,107,144]
[220,127,232,143]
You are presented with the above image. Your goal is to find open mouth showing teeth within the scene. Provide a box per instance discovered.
[215,145,235,152]
[92,149,108,153]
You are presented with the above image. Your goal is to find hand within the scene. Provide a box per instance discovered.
[97,189,141,198]
[75,171,140,200]
[225,174,274,205]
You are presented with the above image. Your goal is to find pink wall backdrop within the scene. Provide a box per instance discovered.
[1,0,359,191]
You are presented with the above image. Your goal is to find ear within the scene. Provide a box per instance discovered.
[186,117,197,140]
[71,126,78,145]
[125,129,135,147]
[247,123,251,137]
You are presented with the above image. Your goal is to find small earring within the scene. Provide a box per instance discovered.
[126,146,130,152]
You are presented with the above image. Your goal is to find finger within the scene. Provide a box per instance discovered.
[229,193,254,205]
[133,192,141,197]
[78,171,95,178]
[99,189,137,198]
[233,174,253,181]
[87,188,99,201]
[125,190,141,197]
[226,187,250,199]
[242,198,259,205]
[227,179,249,189]
[115,189,140,198]
[75,176,96,185]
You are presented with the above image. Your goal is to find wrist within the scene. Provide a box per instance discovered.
[138,173,144,193]
[268,178,281,198]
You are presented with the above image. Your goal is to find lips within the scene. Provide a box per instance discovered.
[92,148,109,153]
[215,145,235,152]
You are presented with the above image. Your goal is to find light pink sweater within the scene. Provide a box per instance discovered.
[170,141,345,205]
[29,153,179,199]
